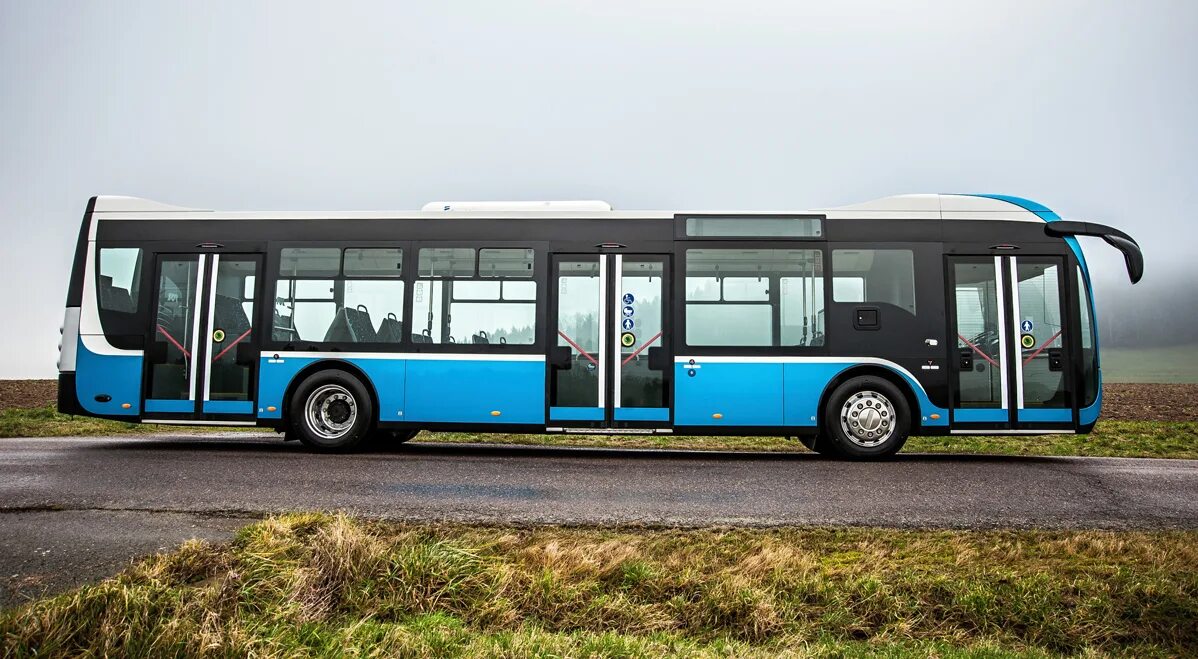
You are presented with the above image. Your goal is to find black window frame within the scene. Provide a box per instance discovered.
[674,240,831,356]
[675,213,826,241]
[408,241,548,354]
[266,241,412,352]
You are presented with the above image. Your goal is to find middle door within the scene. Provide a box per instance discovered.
[548,254,671,428]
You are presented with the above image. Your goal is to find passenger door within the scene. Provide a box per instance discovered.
[947,255,1071,429]
[144,253,263,421]
[547,254,671,428]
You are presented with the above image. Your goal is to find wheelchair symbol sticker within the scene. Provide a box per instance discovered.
[621,318,634,331]
[622,293,635,305]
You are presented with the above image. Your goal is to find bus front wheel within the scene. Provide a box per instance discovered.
[289,370,375,452]
[822,376,910,459]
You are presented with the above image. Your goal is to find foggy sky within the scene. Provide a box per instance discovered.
[2,0,1196,378]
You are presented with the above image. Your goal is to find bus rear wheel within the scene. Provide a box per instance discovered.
[822,376,910,459]
[289,370,374,452]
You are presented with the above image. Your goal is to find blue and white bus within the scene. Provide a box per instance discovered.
[57,194,1142,457]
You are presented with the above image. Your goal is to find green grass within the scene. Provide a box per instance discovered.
[3,406,1196,459]
[1103,344,1198,383]
[0,405,259,438]
[3,513,1196,657]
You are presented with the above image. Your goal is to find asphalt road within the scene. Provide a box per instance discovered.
[3,434,1197,605]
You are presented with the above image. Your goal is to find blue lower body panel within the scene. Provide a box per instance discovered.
[613,407,669,422]
[1018,408,1072,423]
[676,360,948,429]
[145,399,195,414]
[550,406,604,421]
[675,362,783,426]
[405,360,544,424]
[953,408,1008,423]
[75,337,142,416]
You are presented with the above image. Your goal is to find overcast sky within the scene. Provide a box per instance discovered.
[2,1,1196,378]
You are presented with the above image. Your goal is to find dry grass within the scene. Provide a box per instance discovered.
[2,514,1196,657]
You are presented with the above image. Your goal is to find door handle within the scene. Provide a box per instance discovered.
[1048,348,1063,372]
[959,349,973,371]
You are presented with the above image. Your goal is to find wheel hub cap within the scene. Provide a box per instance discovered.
[306,384,357,440]
[839,391,896,447]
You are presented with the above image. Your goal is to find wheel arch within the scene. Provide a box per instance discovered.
[281,359,381,431]
[817,364,922,433]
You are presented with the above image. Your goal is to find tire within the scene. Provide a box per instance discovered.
[797,434,842,456]
[822,376,911,459]
[288,370,375,452]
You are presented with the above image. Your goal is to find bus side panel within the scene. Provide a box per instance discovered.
[256,357,408,424]
[404,360,545,424]
[781,362,950,430]
[781,363,848,427]
[75,337,142,416]
[674,362,783,426]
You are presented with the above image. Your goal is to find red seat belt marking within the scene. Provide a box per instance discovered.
[557,330,598,367]
[212,328,252,362]
[622,331,663,366]
[957,333,998,367]
[1022,330,1063,365]
[157,324,190,359]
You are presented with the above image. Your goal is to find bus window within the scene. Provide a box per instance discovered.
[1077,267,1098,407]
[274,247,404,344]
[415,247,537,345]
[97,247,142,313]
[685,249,824,347]
[832,249,916,315]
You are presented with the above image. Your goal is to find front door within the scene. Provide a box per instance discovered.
[144,253,263,420]
[547,254,671,428]
[948,255,1071,429]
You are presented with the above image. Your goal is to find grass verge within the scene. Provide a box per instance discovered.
[2,514,1195,657]
[3,405,1196,460]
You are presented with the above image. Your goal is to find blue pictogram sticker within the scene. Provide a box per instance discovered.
[621,318,634,331]
[1020,319,1034,333]
[622,293,635,305]
[622,306,634,318]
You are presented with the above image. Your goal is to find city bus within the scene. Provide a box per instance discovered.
[57,194,1142,458]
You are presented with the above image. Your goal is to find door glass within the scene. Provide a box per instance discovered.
[554,259,601,408]
[149,257,201,400]
[1016,261,1066,407]
[953,261,1002,408]
[208,258,259,401]
[619,259,665,408]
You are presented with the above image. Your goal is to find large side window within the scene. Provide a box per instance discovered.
[685,249,824,347]
[1077,266,1099,407]
[273,247,405,344]
[832,249,916,315]
[414,247,537,345]
[98,247,143,313]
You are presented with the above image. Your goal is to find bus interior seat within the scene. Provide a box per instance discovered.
[99,275,135,312]
[472,330,489,345]
[272,308,298,342]
[324,306,378,343]
[376,314,404,343]
[411,330,432,343]
[213,295,251,340]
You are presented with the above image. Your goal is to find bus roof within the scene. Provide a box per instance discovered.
[88,193,1054,223]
